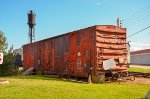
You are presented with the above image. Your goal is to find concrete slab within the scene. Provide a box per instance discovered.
[130,65,150,69]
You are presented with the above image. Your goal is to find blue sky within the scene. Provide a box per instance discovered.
[0,0,150,51]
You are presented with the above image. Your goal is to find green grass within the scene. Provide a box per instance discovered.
[0,75,150,99]
[128,67,150,73]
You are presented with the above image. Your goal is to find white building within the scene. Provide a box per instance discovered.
[13,48,23,60]
[130,49,150,65]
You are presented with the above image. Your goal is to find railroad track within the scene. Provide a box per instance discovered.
[129,72,150,78]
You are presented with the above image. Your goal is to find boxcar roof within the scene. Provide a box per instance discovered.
[23,25,126,46]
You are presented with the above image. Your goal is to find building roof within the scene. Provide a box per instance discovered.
[131,49,150,56]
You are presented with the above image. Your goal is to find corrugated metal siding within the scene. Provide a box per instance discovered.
[131,53,150,65]
[23,26,96,77]
[68,27,96,77]
[23,44,35,69]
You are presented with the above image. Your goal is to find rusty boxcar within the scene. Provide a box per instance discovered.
[23,25,128,83]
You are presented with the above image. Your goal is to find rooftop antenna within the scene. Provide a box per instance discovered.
[27,10,36,43]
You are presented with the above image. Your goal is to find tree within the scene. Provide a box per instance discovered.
[0,31,15,76]
[0,31,8,53]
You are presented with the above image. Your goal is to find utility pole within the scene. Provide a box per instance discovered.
[117,18,122,27]
[127,41,131,68]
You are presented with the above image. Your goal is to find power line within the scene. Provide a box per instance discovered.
[122,12,150,27]
[122,3,150,23]
[127,25,150,38]
[122,9,150,25]
[122,3,150,27]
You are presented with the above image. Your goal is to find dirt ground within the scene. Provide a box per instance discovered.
[129,65,150,69]
[127,65,150,84]
[126,77,150,84]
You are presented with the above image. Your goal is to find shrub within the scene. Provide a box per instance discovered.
[0,52,16,76]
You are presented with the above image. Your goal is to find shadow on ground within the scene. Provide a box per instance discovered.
[7,75,88,84]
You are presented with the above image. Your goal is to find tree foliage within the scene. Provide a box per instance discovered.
[0,31,8,52]
[0,52,14,76]
[0,31,15,76]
